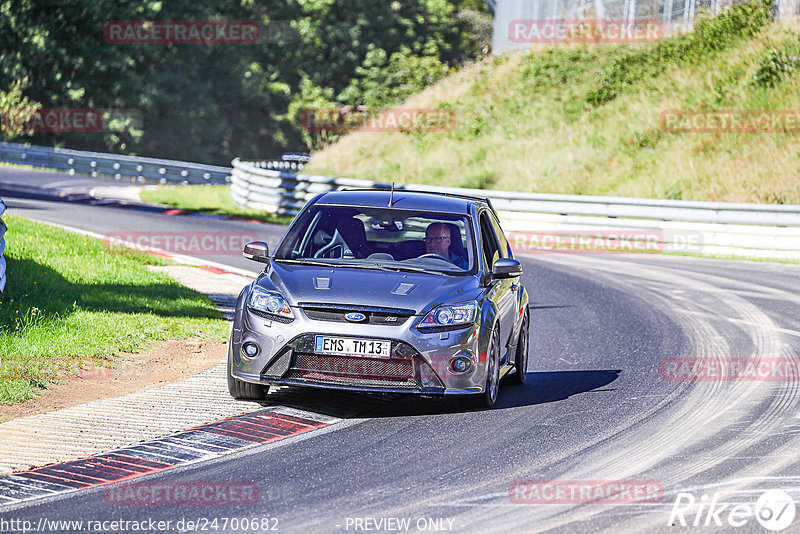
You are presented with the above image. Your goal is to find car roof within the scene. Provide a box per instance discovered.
[313,188,488,215]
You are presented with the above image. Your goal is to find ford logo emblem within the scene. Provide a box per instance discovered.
[344,312,367,323]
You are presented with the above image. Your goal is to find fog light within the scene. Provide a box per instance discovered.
[242,342,259,358]
[450,356,473,374]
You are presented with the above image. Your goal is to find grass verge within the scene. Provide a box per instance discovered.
[0,214,230,404]
[140,185,293,225]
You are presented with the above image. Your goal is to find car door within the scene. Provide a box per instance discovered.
[487,208,524,342]
[478,210,517,362]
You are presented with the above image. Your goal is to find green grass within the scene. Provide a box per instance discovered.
[140,185,293,225]
[0,215,230,404]
[306,1,800,204]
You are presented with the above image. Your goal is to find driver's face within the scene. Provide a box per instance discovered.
[425,224,451,257]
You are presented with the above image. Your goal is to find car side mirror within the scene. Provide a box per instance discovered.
[492,258,522,279]
[243,241,270,264]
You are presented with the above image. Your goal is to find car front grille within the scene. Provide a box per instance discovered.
[284,371,420,390]
[286,354,419,389]
[293,354,414,380]
[270,335,431,391]
[299,303,414,326]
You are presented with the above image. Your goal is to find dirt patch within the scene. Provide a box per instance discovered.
[0,340,227,422]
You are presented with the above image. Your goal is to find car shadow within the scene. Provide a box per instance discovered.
[495,369,621,409]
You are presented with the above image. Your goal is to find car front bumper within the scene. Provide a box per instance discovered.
[230,306,487,395]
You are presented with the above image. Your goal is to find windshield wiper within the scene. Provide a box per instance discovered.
[276,258,448,276]
[274,258,338,268]
[374,264,447,276]
[276,258,390,272]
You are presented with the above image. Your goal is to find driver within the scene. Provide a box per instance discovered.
[424,223,468,269]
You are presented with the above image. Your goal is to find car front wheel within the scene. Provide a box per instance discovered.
[226,341,269,400]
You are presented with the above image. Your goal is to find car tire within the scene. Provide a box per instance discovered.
[227,341,269,400]
[227,370,270,400]
[467,327,500,409]
[507,313,528,385]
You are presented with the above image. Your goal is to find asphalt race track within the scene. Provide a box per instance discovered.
[2,168,800,533]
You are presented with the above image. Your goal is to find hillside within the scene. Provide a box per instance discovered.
[306,1,800,204]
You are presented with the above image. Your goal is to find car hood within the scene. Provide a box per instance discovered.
[260,262,482,314]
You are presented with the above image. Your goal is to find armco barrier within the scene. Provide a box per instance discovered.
[230,158,800,259]
[0,196,6,293]
[0,142,231,185]
[231,158,385,214]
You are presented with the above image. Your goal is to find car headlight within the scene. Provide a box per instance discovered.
[419,301,477,329]
[247,287,294,320]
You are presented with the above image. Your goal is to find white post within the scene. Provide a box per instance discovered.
[663,0,674,24]
[683,0,693,27]
[594,0,606,18]
[576,0,588,18]
[548,0,559,19]
[625,0,637,22]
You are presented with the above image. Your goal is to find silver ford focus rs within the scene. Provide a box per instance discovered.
[228,189,529,407]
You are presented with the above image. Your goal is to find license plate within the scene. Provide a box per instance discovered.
[314,336,391,358]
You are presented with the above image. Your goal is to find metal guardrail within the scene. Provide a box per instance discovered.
[231,158,800,225]
[231,159,385,214]
[0,142,231,185]
[0,196,6,293]
[246,160,306,172]
[230,158,800,259]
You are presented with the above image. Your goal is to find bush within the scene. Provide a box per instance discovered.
[586,0,774,106]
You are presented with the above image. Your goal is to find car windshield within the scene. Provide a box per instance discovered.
[275,205,475,274]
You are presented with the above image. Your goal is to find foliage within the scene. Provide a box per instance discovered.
[586,0,774,106]
[750,37,800,87]
[0,79,41,141]
[0,0,489,163]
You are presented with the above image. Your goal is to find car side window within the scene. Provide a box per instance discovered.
[487,210,513,259]
[479,212,500,270]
